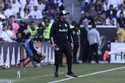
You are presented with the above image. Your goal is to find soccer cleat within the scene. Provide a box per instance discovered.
[65,72,77,78]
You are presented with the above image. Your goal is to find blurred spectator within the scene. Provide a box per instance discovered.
[29,6,43,19]
[106,4,117,18]
[0,0,4,11]
[4,5,15,18]
[20,6,30,19]
[80,0,90,13]
[44,0,58,20]
[95,0,105,14]
[95,14,106,25]
[46,8,57,20]
[0,13,6,31]
[117,27,125,42]
[56,0,65,11]
[80,12,90,22]
[117,4,125,18]
[16,21,28,42]
[107,0,123,9]
[105,16,117,25]
[54,0,64,3]
[45,0,57,11]
[9,15,20,36]
[11,0,21,16]
[3,0,11,10]
[0,20,3,32]
[117,10,125,27]
[28,0,38,11]
[103,0,108,11]
[37,0,45,12]
[0,14,6,39]
[1,24,16,42]
[88,4,97,18]
[19,0,27,10]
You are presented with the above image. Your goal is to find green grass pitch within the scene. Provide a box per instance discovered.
[0,64,125,83]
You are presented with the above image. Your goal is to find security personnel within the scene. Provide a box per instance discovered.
[70,21,80,64]
[27,21,38,37]
[43,17,53,41]
[42,17,54,64]
[50,10,77,77]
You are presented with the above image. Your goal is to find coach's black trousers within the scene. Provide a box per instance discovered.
[55,44,73,74]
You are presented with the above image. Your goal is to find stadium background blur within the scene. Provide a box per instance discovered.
[0,0,125,67]
[0,0,125,83]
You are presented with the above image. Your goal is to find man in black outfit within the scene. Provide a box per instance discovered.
[70,21,80,64]
[79,17,90,63]
[50,10,77,77]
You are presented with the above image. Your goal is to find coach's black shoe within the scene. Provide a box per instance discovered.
[54,72,59,77]
[65,72,77,78]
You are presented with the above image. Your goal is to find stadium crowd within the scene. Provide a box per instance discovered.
[80,0,125,27]
[0,0,125,67]
[0,0,64,42]
[0,0,65,68]
[0,0,125,43]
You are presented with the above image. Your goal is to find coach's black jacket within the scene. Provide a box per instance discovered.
[50,20,72,47]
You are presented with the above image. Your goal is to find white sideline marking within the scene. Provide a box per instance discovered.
[15,72,65,82]
[0,79,16,83]
[48,66,125,83]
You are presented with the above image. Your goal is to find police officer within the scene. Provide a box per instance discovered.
[50,10,77,77]
[70,21,80,64]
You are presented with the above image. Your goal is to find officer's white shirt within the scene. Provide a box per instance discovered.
[88,28,101,46]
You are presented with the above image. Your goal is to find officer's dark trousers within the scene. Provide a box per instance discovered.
[73,44,79,63]
[89,43,99,63]
[55,44,72,74]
